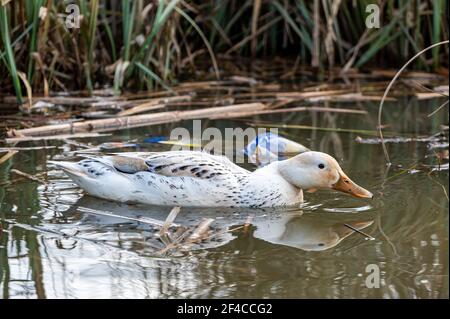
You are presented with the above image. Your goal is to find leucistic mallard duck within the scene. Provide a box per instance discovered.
[49,150,373,208]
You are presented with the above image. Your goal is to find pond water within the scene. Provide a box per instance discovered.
[0,85,448,298]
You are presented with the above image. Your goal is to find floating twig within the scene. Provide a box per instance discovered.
[5,133,111,144]
[186,218,215,243]
[275,89,350,99]
[10,169,47,185]
[116,95,192,116]
[355,134,445,144]
[210,106,368,119]
[0,150,18,165]
[159,207,181,237]
[0,146,56,151]
[8,103,267,138]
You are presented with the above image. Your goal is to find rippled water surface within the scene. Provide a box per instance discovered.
[0,92,448,298]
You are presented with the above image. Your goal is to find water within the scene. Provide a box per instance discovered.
[0,89,448,298]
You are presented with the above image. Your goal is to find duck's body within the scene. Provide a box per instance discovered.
[50,150,372,207]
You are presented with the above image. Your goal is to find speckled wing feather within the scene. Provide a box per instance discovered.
[143,151,249,179]
[81,151,249,180]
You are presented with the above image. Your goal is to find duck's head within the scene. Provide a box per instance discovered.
[278,151,373,199]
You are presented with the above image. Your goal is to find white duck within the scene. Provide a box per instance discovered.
[49,150,373,207]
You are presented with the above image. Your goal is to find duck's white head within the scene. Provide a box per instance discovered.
[278,151,373,199]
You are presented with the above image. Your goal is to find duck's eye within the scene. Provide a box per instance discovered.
[318,163,325,169]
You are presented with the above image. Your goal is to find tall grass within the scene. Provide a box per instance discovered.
[0,0,448,102]
[0,4,23,103]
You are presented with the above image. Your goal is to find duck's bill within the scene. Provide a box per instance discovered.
[332,172,373,199]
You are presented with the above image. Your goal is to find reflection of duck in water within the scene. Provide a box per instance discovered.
[65,196,373,252]
[49,150,372,207]
[253,213,373,251]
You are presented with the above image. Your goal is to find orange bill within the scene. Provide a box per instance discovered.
[332,172,373,199]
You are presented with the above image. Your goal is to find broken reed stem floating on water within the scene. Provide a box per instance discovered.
[5,133,112,144]
[0,146,57,151]
[275,89,350,99]
[10,169,47,185]
[116,95,193,116]
[158,206,181,237]
[0,172,47,187]
[186,218,215,243]
[6,102,267,139]
[0,150,18,165]
[377,40,449,165]
[209,106,368,119]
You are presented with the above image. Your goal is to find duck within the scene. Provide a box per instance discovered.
[253,214,374,251]
[49,150,373,208]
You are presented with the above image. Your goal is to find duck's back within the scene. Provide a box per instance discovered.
[51,151,252,207]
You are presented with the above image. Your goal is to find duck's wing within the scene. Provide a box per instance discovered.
[81,151,249,179]
[144,151,249,178]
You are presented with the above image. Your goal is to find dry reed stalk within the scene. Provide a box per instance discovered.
[0,150,18,165]
[17,71,32,111]
[209,106,368,119]
[0,146,56,151]
[116,94,192,116]
[371,70,445,79]
[5,133,111,144]
[116,103,166,116]
[185,218,215,244]
[167,98,235,106]
[251,0,262,57]
[7,102,266,138]
[225,16,284,55]
[10,169,47,184]
[275,89,350,99]
[158,207,181,237]
[311,0,320,67]
[1,96,121,106]
[324,0,342,73]
[307,93,396,103]
[415,92,449,100]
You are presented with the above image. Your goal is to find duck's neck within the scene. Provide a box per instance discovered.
[254,158,293,179]
[245,160,303,207]
[272,157,298,184]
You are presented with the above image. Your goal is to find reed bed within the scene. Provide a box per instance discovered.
[0,0,448,106]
